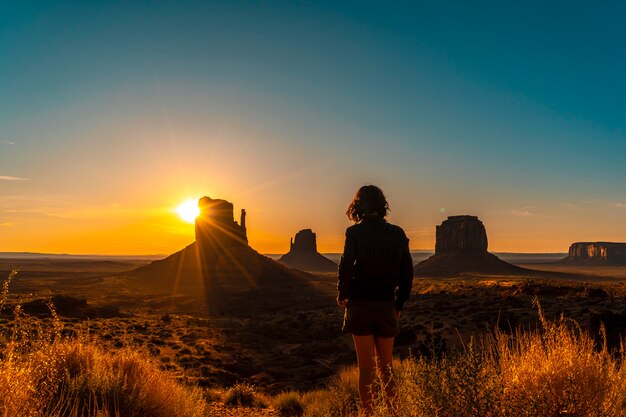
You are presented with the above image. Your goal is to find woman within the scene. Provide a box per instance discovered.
[337,185,413,415]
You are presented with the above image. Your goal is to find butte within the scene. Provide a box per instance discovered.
[130,197,318,315]
[414,215,525,277]
[278,229,337,273]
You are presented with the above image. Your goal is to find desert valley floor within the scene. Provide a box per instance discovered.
[2,257,626,394]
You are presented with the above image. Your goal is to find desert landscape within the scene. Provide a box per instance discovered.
[2,202,626,416]
[3,2,626,416]
[3,258,626,388]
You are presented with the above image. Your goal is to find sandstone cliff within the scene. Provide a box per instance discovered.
[561,242,626,265]
[414,215,524,277]
[278,229,337,272]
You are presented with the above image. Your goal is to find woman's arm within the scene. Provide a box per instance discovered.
[337,228,357,302]
[395,238,414,311]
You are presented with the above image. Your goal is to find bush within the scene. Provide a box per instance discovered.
[498,317,625,416]
[222,383,265,408]
[273,391,304,416]
[301,366,359,417]
[51,343,207,417]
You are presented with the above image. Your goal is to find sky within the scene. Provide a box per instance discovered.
[1,1,625,255]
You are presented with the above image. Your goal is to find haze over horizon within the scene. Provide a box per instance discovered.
[1,1,625,255]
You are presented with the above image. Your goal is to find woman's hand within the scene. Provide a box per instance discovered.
[336,297,348,308]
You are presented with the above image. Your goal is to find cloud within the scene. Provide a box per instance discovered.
[0,176,29,181]
[511,206,536,217]
[0,222,15,227]
[1,140,16,145]
[405,227,434,237]
[615,203,626,208]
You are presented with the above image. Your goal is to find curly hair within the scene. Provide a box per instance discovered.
[346,185,389,223]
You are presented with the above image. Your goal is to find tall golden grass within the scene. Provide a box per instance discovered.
[0,270,207,417]
[301,303,626,417]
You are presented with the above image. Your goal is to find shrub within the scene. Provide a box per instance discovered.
[498,317,626,416]
[273,391,304,416]
[222,383,265,408]
[50,342,207,417]
[301,366,359,417]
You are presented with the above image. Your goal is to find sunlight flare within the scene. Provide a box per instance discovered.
[176,199,200,223]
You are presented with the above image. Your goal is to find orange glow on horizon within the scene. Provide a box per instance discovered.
[1,183,619,256]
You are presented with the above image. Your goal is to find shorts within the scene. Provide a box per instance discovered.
[342,299,399,338]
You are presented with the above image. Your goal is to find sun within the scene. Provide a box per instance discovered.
[176,199,200,224]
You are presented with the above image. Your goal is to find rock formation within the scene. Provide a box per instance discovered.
[435,215,488,253]
[291,229,317,252]
[414,215,524,276]
[278,229,337,272]
[131,197,322,316]
[195,197,247,250]
[561,242,626,265]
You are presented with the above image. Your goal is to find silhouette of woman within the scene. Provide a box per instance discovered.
[337,185,413,415]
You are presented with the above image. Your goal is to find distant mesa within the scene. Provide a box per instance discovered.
[561,242,626,265]
[414,215,524,277]
[131,197,319,316]
[278,229,337,272]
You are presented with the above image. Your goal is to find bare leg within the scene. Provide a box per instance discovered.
[374,337,396,409]
[352,335,376,415]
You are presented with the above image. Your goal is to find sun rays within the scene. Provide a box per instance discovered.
[175,199,200,223]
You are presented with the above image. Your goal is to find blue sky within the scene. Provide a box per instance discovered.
[1,1,625,254]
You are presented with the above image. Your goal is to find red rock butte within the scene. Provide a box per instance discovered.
[435,215,487,253]
[278,229,337,272]
[414,215,524,277]
[195,197,247,250]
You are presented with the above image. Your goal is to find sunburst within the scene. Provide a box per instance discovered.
[176,199,200,223]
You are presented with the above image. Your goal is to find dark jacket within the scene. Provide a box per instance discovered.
[337,218,414,311]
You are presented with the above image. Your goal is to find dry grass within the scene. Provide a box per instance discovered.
[272,391,304,416]
[0,270,207,417]
[222,383,268,408]
[300,366,359,417]
[5,266,626,417]
[497,308,626,416]
[297,301,626,417]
